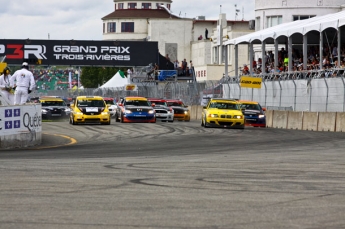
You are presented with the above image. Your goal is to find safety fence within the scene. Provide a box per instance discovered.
[29,70,345,112]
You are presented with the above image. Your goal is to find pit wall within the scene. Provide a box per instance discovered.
[188,105,345,132]
[0,104,42,149]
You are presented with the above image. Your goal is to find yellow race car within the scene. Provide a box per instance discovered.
[201,98,245,129]
[69,96,111,125]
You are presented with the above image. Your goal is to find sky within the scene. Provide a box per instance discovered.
[0,0,255,41]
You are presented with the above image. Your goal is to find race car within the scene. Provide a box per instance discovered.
[115,96,156,123]
[165,99,190,121]
[40,96,71,120]
[69,96,111,125]
[103,97,117,117]
[239,100,266,127]
[147,98,174,122]
[201,98,245,128]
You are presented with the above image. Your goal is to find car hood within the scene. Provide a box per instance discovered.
[42,106,69,110]
[125,106,153,111]
[243,109,263,115]
[170,106,188,111]
[207,108,243,115]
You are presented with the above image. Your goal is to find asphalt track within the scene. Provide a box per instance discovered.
[0,120,345,229]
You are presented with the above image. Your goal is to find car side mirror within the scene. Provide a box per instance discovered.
[262,107,266,111]
[184,105,188,108]
[118,104,123,107]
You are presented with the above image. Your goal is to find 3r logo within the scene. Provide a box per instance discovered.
[0,44,47,59]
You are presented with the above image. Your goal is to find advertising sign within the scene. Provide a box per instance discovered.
[240,76,262,88]
[0,105,42,136]
[0,39,158,66]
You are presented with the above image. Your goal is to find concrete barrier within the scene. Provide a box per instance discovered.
[0,104,42,149]
[189,105,197,120]
[317,112,336,131]
[196,105,203,120]
[265,110,274,128]
[287,111,303,130]
[302,112,318,131]
[272,110,288,129]
[336,112,345,132]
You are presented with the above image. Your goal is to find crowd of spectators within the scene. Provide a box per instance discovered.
[241,44,345,77]
[30,67,80,92]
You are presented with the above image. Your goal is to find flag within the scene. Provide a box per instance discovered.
[118,70,126,78]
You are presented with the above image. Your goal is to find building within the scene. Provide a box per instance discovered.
[255,0,345,30]
[101,0,254,81]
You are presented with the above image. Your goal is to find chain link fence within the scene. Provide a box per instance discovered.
[30,70,345,112]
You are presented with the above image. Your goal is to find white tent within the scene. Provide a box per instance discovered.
[99,71,128,88]
[225,10,345,45]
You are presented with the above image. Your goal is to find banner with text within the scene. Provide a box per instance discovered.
[0,39,158,66]
[240,76,262,88]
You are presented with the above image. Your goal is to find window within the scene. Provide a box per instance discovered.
[266,16,282,28]
[214,47,218,63]
[167,4,170,9]
[103,23,105,33]
[156,3,163,9]
[222,46,226,63]
[121,22,134,32]
[128,3,137,9]
[107,22,116,33]
[142,3,151,9]
[118,3,124,9]
[293,15,315,21]
[256,17,260,30]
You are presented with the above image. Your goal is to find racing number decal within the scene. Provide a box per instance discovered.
[6,44,24,59]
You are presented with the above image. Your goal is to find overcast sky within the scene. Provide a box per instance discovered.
[0,0,255,41]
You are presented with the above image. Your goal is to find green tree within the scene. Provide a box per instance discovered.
[80,67,127,88]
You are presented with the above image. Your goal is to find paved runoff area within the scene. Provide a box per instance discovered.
[1,121,344,229]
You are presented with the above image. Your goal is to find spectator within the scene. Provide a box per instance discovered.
[173,60,179,69]
[242,64,249,75]
[189,60,194,75]
[182,59,187,75]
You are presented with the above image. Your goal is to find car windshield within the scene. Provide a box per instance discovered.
[104,100,115,105]
[167,102,184,107]
[125,100,150,106]
[241,104,261,110]
[209,102,238,110]
[151,101,167,106]
[77,99,105,107]
[41,101,66,106]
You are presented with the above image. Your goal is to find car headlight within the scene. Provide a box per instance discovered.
[148,110,155,114]
[75,112,83,115]
[125,110,132,114]
[234,115,243,119]
[184,111,189,114]
[258,114,265,118]
[65,108,71,112]
[208,114,218,118]
[41,109,48,114]
[102,112,109,115]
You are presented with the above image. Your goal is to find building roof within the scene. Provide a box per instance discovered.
[225,10,345,45]
[102,9,180,20]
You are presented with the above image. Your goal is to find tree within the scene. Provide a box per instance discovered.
[80,66,127,88]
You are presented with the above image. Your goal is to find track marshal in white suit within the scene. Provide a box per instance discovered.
[10,62,36,105]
